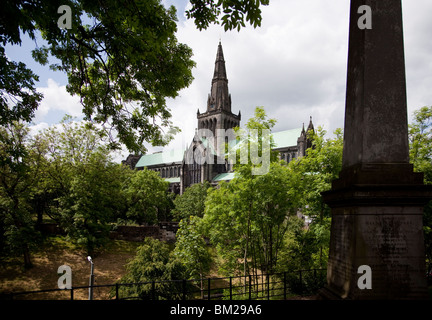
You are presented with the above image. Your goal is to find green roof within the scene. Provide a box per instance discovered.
[135,149,184,168]
[134,128,302,168]
[272,128,302,149]
[212,172,236,182]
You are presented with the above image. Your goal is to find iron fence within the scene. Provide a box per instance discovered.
[1,268,326,300]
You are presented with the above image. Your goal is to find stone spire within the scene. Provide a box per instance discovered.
[307,116,314,132]
[207,41,231,112]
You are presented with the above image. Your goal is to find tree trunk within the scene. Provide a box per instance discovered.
[23,245,33,269]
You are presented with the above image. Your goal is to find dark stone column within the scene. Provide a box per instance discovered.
[320,0,432,299]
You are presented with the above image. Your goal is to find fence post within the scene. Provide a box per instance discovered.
[267,274,270,300]
[299,270,303,295]
[229,277,232,300]
[248,275,252,300]
[207,278,211,300]
[70,287,74,300]
[283,272,287,300]
[182,279,186,300]
[115,283,119,300]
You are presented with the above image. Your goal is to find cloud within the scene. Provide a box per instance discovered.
[35,78,83,124]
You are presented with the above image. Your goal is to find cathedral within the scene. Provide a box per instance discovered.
[122,42,314,194]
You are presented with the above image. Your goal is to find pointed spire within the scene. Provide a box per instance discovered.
[213,41,227,80]
[208,41,231,112]
[307,116,314,132]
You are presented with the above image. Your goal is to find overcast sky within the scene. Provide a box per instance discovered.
[5,0,432,161]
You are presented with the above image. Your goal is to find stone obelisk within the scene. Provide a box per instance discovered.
[321,0,432,299]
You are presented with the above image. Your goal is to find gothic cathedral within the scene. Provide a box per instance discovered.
[123,42,314,194]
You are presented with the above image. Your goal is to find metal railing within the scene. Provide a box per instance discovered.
[1,268,327,300]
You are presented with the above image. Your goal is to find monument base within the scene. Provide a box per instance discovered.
[321,165,432,299]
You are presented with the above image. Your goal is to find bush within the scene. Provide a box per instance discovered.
[115,238,193,300]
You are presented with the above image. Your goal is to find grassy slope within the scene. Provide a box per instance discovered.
[0,236,141,300]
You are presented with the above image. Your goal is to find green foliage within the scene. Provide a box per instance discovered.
[409,106,432,271]
[186,0,269,31]
[2,0,194,152]
[33,118,124,254]
[2,0,270,152]
[0,47,42,125]
[204,161,298,276]
[0,116,177,263]
[0,122,46,267]
[203,108,343,276]
[409,106,432,184]
[231,106,278,176]
[277,216,330,273]
[173,216,212,281]
[57,153,126,255]
[35,118,173,254]
[290,126,344,221]
[203,108,298,276]
[172,181,210,221]
[123,168,170,225]
[117,237,190,300]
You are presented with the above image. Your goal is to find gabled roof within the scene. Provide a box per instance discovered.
[135,149,184,168]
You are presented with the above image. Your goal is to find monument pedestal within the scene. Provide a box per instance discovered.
[319,0,432,299]
[321,164,432,299]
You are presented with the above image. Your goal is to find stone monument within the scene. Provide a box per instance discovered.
[320,0,432,299]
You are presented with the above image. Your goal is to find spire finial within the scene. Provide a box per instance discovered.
[307,116,314,132]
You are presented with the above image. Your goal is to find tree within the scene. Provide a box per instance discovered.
[0,121,44,268]
[123,168,170,225]
[203,107,298,278]
[409,106,432,272]
[282,127,343,270]
[172,181,210,222]
[173,215,212,298]
[204,162,297,277]
[409,106,432,184]
[292,126,344,221]
[57,151,126,255]
[2,0,194,152]
[35,116,128,255]
[0,46,42,125]
[2,0,268,152]
[117,237,190,300]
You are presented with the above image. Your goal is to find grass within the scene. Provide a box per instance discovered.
[0,236,141,300]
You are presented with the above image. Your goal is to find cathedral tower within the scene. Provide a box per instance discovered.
[197,41,241,145]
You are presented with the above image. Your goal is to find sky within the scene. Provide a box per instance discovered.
[4,0,432,162]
